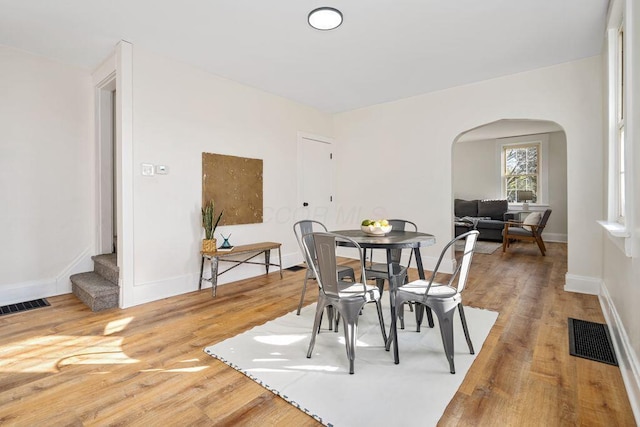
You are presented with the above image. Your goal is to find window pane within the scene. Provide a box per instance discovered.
[503,144,540,202]
[526,147,538,174]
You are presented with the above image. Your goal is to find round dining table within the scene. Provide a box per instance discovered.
[332,229,436,364]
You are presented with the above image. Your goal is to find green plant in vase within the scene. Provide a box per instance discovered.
[201,200,223,252]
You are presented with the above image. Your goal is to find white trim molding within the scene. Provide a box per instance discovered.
[600,283,640,423]
[564,273,602,295]
[0,247,93,305]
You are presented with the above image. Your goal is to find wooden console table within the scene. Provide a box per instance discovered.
[199,241,283,297]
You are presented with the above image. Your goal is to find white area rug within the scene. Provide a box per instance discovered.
[204,298,499,426]
[455,240,502,254]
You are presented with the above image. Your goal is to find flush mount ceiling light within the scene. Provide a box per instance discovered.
[308,7,343,30]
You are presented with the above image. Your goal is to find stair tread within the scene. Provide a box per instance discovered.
[70,272,119,297]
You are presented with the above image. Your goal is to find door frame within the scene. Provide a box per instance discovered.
[296,131,336,224]
[92,41,134,308]
[95,73,116,255]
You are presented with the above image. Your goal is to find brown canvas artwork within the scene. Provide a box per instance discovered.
[202,152,263,225]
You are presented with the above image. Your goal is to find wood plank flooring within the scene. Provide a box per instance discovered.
[0,241,635,426]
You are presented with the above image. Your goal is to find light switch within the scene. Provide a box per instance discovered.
[141,163,154,176]
[155,165,169,175]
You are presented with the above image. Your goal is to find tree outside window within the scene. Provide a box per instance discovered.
[503,144,539,203]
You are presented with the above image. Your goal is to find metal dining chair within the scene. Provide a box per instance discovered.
[392,230,479,374]
[303,232,387,374]
[365,219,417,328]
[293,220,356,316]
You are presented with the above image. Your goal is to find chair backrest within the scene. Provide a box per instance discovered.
[387,219,418,264]
[424,230,479,295]
[454,230,479,293]
[293,220,328,267]
[302,232,366,298]
[535,209,552,236]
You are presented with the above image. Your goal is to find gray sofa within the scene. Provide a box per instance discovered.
[454,199,515,241]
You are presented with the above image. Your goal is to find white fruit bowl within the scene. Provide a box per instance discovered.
[361,224,392,236]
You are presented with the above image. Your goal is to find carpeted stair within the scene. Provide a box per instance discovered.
[70,254,119,311]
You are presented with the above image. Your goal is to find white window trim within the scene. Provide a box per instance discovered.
[497,134,549,208]
[600,4,635,257]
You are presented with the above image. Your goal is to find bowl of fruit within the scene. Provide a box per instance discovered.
[360,219,392,236]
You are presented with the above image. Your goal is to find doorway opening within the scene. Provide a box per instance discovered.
[96,75,117,255]
[452,119,568,244]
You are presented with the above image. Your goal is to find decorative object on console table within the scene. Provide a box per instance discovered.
[202,200,223,253]
[517,190,535,211]
[218,233,234,252]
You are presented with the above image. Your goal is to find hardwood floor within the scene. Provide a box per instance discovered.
[0,241,635,426]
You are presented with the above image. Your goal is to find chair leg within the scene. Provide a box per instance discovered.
[341,303,365,374]
[415,304,435,332]
[374,299,388,344]
[375,278,385,294]
[326,306,334,331]
[343,318,357,374]
[458,303,474,354]
[307,300,326,358]
[535,236,546,256]
[398,274,411,329]
[430,303,457,374]
[297,273,311,315]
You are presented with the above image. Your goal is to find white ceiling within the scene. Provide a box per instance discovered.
[0,0,609,113]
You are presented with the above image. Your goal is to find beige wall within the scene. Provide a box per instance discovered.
[128,46,334,305]
[0,45,93,304]
[334,57,602,282]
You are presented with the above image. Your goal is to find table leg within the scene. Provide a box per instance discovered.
[198,256,205,290]
[277,246,283,278]
[211,256,219,297]
[414,248,434,329]
[265,250,270,274]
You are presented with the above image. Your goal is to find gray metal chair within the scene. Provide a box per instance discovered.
[365,219,417,328]
[303,232,387,374]
[293,220,356,316]
[393,230,479,374]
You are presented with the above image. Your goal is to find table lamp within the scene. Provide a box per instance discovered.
[517,190,534,211]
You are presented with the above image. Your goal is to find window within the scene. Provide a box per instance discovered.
[599,3,633,252]
[502,142,540,203]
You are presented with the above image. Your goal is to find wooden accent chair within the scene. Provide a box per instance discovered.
[502,209,552,256]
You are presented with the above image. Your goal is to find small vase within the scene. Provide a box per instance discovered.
[202,238,217,253]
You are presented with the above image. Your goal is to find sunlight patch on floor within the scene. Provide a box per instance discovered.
[0,335,139,373]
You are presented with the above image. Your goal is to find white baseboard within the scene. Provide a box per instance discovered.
[131,273,199,307]
[564,273,602,295]
[542,232,567,243]
[0,248,94,306]
[0,278,58,306]
[129,251,300,308]
[599,283,640,424]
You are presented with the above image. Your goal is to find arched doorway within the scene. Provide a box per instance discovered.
[452,119,567,244]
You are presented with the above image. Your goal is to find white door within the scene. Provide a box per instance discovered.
[298,134,334,224]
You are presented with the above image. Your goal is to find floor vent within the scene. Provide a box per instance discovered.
[286,265,306,272]
[0,298,50,316]
[568,318,618,366]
